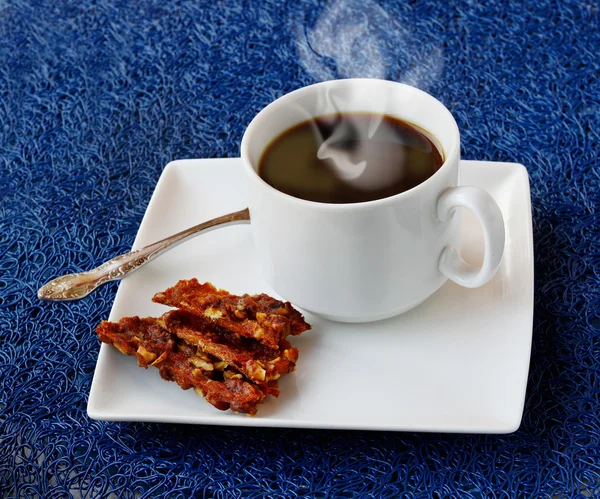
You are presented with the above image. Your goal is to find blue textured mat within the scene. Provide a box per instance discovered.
[1,0,599,497]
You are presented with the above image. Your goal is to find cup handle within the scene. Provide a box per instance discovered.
[436,186,505,288]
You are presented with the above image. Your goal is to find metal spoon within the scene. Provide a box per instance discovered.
[37,208,250,301]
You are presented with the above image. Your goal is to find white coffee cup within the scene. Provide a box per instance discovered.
[241,79,505,322]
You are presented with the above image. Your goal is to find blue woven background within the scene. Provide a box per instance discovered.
[1,0,599,497]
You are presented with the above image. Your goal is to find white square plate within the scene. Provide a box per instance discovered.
[88,159,533,433]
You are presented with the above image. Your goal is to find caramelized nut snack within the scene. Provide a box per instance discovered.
[97,316,267,415]
[153,279,311,349]
[96,280,311,415]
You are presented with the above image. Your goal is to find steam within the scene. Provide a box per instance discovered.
[294,0,390,81]
[293,0,444,87]
[292,0,444,190]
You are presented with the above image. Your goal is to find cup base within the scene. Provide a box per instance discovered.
[301,294,433,323]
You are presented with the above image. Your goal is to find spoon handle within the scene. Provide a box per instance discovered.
[37,208,251,302]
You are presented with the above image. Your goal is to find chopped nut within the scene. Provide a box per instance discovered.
[282,349,297,361]
[236,303,245,311]
[234,310,247,320]
[276,307,289,315]
[204,307,223,319]
[224,370,243,380]
[255,312,278,331]
[246,361,266,381]
[136,345,157,363]
[189,357,214,371]
[115,343,129,355]
[253,326,265,340]
[214,361,229,371]
[195,350,211,362]
[194,386,206,397]
[151,351,169,366]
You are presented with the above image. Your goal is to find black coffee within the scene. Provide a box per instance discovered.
[258,113,444,204]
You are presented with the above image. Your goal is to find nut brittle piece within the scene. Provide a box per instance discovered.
[96,316,267,415]
[158,310,298,385]
[152,279,311,349]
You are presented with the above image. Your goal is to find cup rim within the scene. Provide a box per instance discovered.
[240,78,460,211]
